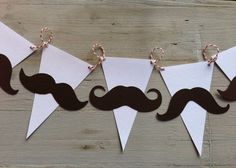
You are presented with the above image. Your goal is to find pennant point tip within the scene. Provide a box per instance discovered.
[26,130,33,140]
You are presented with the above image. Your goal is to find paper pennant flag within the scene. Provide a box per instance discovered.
[160,61,214,156]
[102,57,153,151]
[216,46,236,81]
[26,44,92,138]
[0,21,34,67]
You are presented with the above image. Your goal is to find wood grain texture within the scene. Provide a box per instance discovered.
[0,0,236,167]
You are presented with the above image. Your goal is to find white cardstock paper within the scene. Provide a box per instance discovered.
[216,46,236,81]
[0,21,35,67]
[102,57,153,151]
[160,61,214,156]
[27,45,92,138]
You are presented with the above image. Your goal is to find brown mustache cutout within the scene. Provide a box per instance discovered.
[0,54,18,95]
[156,87,230,121]
[218,76,236,101]
[89,85,162,112]
[19,69,88,111]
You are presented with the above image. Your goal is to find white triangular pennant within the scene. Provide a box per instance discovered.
[216,46,236,81]
[102,57,153,151]
[0,22,34,67]
[26,45,91,138]
[160,62,214,156]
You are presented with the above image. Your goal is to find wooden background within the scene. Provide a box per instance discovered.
[0,0,236,167]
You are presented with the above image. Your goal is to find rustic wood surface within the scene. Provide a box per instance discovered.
[0,0,236,167]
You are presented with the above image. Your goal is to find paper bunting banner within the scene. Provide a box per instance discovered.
[0,21,233,155]
[26,44,92,138]
[160,62,213,156]
[101,57,154,151]
[0,22,34,94]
